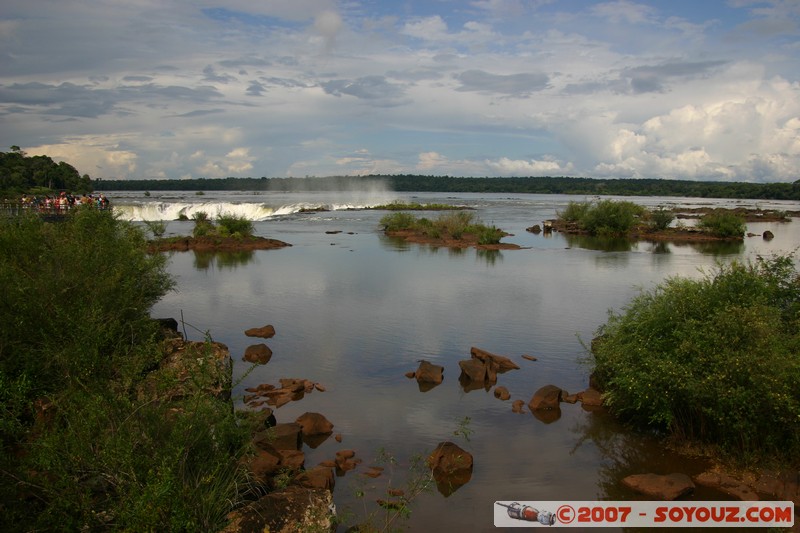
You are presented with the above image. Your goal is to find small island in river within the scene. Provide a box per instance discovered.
[148,235,291,253]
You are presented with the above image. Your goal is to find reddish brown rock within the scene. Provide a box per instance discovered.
[694,472,759,501]
[493,386,511,401]
[427,441,473,497]
[521,354,538,362]
[471,346,520,371]
[334,434,343,443]
[415,360,444,384]
[276,449,305,471]
[221,486,333,533]
[243,343,272,364]
[622,473,694,500]
[512,400,525,413]
[529,385,563,411]
[255,423,302,451]
[295,412,334,437]
[458,358,489,382]
[244,324,276,338]
[245,448,281,485]
[404,371,416,379]
[293,465,335,491]
[577,388,603,407]
[314,382,326,392]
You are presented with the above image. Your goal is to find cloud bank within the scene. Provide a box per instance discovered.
[0,0,798,182]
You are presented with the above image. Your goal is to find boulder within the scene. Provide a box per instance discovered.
[221,486,334,533]
[622,473,694,500]
[243,344,272,364]
[458,358,489,382]
[577,388,603,407]
[295,412,334,437]
[470,346,520,371]
[293,466,335,491]
[528,385,563,411]
[245,447,281,485]
[493,386,511,401]
[763,230,774,240]
[427,441,473,497]
[255,423,302,451]
[244,324,276,338]
[694,472,758,501]
[276,449,305,471]
[414,360,444,384]
[527,224,542,234]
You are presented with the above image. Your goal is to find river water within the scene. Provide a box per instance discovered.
[110,188,800,531]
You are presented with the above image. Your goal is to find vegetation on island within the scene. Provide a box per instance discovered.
[556,199,747,239]
[370,200,465,211]
[380,210,507,246]
[0,208,251,531]
[590,255,800,466]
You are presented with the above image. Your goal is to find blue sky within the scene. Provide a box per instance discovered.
[1,0,798,182]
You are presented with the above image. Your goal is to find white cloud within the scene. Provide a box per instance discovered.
[1,0,799,182]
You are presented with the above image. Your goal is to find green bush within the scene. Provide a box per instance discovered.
[217,213,254,238]
[380,211,417,231]
[591,255,800,463]
[580,199,645,235]
[558,200,591,223]
[557,199,645,235]
[647,207,675,231]
[697,210,746,238]
[0,209,249,531]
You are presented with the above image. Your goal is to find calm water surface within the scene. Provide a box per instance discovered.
[112,190,800,531]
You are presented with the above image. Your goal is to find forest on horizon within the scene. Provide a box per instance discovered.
[92,174,800,201]
[2,148,799,200]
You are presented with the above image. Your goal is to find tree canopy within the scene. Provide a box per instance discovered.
[0,147,92,194]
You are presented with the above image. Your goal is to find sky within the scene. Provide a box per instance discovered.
[1,0,799,182]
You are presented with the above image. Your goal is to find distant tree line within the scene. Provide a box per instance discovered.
[93,174,800,200]
[0,147,92,195]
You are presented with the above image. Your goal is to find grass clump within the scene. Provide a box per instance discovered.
[591,254,800,464]
[697,210,746,238]
[0,209,250,531]
[380,210,505,245]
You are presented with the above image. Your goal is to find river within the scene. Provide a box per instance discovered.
[110,188,800,531]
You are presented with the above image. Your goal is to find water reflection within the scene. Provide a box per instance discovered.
[564,234,635,252]
[570,410,722,502]
[192,249,256,270]
[686,240,745,256]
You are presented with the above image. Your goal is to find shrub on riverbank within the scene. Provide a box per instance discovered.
[591,255,800,465]
[191,211,254,239]
[557,199,646,236]
[0,208,249,531]
[380,210,504,244]
[697,209,746,238]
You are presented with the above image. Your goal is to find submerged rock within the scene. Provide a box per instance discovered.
[244,324,276,338]
[427,441,473,497]
[622,473,694,500]
[243,343,272,364]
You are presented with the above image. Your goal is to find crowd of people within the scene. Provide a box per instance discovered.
[19,191,110,213]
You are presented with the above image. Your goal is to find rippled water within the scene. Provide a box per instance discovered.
[109,190,800,531]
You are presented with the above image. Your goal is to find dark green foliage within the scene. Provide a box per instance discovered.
[646,207,675,230]
[190,212,254,239]
[697,210,746,238]
[558,200,591,223]
[380,210,505,244]
[217,213,254,238]
[0,147,92,195]
[0,209,249,531]
[558,199,646,236]
[591,256,800,463]
[93,175,800,202]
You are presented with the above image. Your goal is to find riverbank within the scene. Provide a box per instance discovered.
[147,235,292,253]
